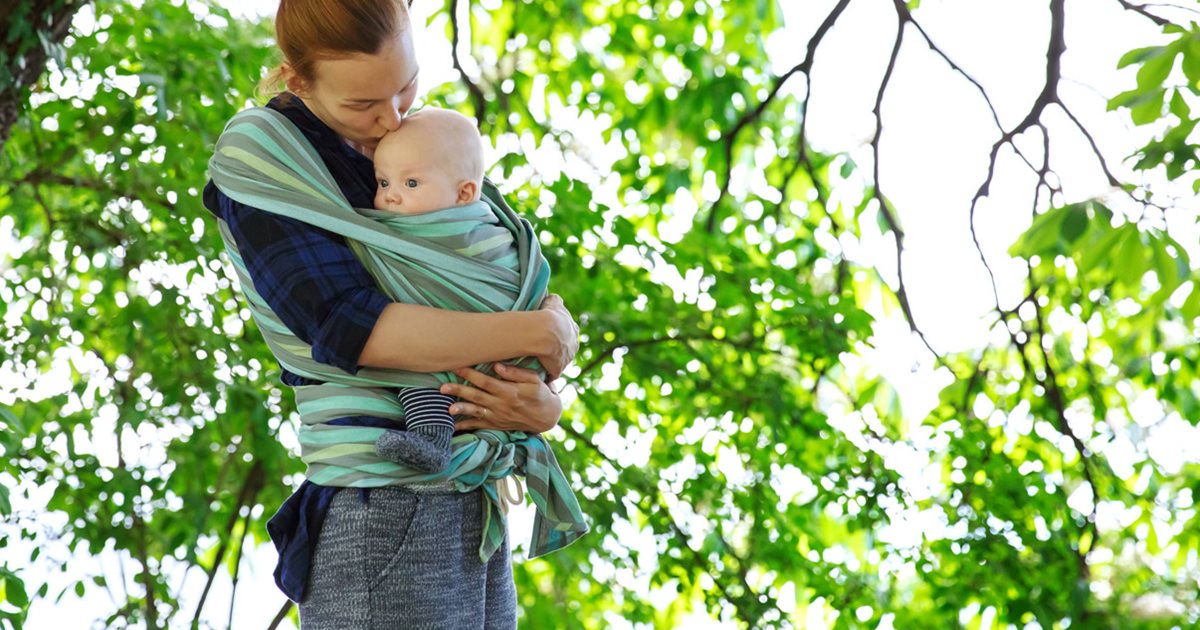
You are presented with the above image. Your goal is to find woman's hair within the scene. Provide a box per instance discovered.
[259,0,411,95]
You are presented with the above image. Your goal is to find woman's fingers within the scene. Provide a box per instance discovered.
[494,363,543,383]
[453,410,516,431]
[537,293,579,380]
[451,406,488,427]
[444,365,564,434]
[451,367,505,393]
[442,381,500,410]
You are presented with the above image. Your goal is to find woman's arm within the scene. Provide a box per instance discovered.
[358,294,579,378]
[213,190,577,378]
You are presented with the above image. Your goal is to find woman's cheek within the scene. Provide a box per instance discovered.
[341,111,372,137]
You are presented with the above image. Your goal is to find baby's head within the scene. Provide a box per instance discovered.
[373,108,484,215]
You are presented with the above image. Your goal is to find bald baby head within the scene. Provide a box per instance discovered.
[373,107,485,215]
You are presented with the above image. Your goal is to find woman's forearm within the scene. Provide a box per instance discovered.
[358,302,552,372]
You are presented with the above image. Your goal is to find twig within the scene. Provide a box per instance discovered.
[967,0,1066,321]
[573,331,758,379]
[132,513,159,629]
[449,0,488,129]
[21,170,179,214]
[704,0,853,233]
[267,601,295,630]
[1055,102,1121,188]
[558,423,773,624]
[226,506,252,630]
[869,1,955,372]
[190,462,264,627]
[1116,0,1172,25]
[900,6,1040,175]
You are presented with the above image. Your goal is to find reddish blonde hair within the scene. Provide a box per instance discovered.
[260,0,411,93]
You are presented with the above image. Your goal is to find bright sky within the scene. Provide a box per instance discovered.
[5,0,1199,627]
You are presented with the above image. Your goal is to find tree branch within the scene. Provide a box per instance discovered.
[1116,0,1172,26]
[967,0,1065,316]
[226,504,252,630]
[131,513,159,629]
[1055,101,1121,188]
[190,461,264,627]
[267,601,294,630]
[572,331,758,379]
[704,0,853,233]
[0,0,86,147]
[869,0,956,373]
[449,0,488,129]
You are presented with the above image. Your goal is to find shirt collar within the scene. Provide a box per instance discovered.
[267,93,372,165]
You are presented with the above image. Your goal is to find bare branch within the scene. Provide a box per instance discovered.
[1055,101,1122,188]
[704,0,853,233]
[449,0,489,129]
[267,601,295,630]
[868,1,955,371]
[967,0,1066,315]
[1116,0,1172,26]
[226,506,252,630]
[190,462,264,627]
[901,6,1041,174]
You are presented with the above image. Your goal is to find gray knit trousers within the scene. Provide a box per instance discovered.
[298,484,517,629]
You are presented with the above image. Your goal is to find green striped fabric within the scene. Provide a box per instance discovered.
[207,106,587,561]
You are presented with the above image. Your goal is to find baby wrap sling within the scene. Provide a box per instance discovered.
[207,107,587,562]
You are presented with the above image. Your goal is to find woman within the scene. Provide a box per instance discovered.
[202,0,579,627]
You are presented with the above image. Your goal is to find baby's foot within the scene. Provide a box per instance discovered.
[375,425,452,472]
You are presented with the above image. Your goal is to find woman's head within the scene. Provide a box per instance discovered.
[269,0,420,150]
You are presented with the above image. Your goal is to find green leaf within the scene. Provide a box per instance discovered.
[1108,87,1157,111]
[1060,204,1089,243]
[1170,89,1190,120]
[1079,222,1127,274]
[1184,35,1200,88]
[1136,49,1175,91]
[1010,206,1068,259]
[1130,89,1165,125]
[3,575,27,608]
[1182,283,1200,320]
[0,408,22,436]
[1117,45,1168,69]
[1115,227,1147,289]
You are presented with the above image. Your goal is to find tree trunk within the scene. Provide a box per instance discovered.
[0,0,86,148]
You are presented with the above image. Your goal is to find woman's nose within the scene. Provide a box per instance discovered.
[379,105,403,132]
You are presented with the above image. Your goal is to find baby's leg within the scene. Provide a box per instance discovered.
[375,387,456,472]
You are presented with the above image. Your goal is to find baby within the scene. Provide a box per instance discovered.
[373,107,484,216]
[370,107,494,473]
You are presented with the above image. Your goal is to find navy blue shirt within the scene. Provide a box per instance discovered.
[203,94,399,603]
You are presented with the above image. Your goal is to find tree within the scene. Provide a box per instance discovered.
[0,1,87,147]
[1,0,1198,628]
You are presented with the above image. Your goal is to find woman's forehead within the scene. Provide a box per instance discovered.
[315,33,418,101]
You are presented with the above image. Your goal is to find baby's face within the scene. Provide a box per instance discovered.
[373,134,463,215]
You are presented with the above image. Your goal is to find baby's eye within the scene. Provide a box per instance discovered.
[378,179,389,189]
[405,179,419,189]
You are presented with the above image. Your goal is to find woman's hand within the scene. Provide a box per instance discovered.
[538,294,579,381]
[442,364,563,433]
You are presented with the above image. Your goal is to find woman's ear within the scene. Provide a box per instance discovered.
[280,63,310,97]
[457,180,480,203]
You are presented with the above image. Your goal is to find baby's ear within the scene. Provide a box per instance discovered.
[457,180,479,203]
